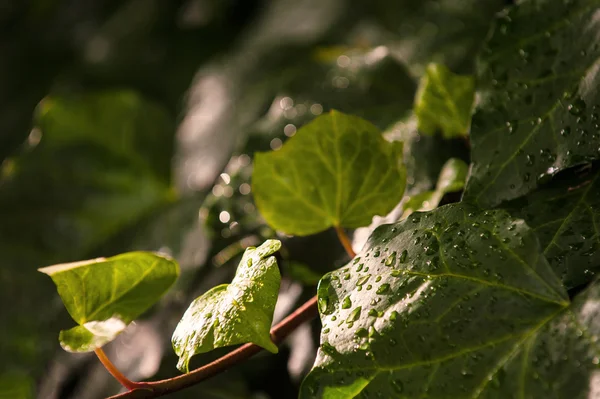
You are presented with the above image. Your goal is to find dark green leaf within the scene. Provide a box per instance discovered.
[252,110,406,235]
[505,165,600,289]
[0,372,33,399]
[403,158,468,217]
[464,0,600,207]
[414,64,475,138]
[301,203,577,398]
[39,252,179,352]
[172,240,282,372]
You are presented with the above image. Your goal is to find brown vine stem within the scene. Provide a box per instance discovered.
[108,296,318,399]
[334,225,356,258]
[107,227,355,399]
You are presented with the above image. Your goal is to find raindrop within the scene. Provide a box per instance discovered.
[342,296,352,309]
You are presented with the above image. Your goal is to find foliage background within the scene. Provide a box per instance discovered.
[0,0,507,398]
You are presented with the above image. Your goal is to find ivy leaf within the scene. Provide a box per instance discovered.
[464,0,600,208]
[414,64,475,138]
[301,203,578,398]
[252,110,406,236]
[504,165,600,290]
[39,252,179,352]
[172,240,282,372]
[403,158,468,218]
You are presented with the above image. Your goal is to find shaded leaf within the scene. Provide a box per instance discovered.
[172,240,282,372]
[301,203,577,398]
[403,158,469,218]
[464,0,600,207]
[39,252,179,352]
[252,110,406,236]
[505,165,600,290]
[414,64,475,138]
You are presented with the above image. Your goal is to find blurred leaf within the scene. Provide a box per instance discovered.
[301,204,574,398]
[414,63,474,138]
[464,0,600,208]
[285,261,324,286]
[402,158,468,217]
[39,252,179,352]
[253,110,405,235]
[0,372,33,399]
[504,164,600,290]
[172,240,282,372]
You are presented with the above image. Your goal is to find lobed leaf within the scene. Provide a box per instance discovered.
[414,64,475,138]
[39,252,179,352]
[300,203,587,398]
[172,240,282,372]
[505,165,600,290]
[252,110,406,236]
[464,0,600,208]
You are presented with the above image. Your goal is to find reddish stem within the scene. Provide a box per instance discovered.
[95,348,152,391]
[334,225,356,258]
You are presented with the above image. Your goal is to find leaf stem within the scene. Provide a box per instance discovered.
[95,348,152,392]
[334,225,356,258]
[107,295,318,399]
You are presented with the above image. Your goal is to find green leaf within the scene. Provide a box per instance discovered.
[172,240,282,372]
[504,165,600,290]
[0,372,33,399]
[414,64,475,138]
[252,110,406,236]
[464,0,600,208]
[39,252,179,352]
[301,203,577,398]
[402,158,468,218]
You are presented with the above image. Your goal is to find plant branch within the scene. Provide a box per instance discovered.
[108,296,318,399]
[95,348,152,392]
[334,225,356,258]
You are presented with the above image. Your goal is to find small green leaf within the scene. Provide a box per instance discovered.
[505,166,600,290]
[39,252,179,352]
[252,110,406,236]
[402,158,468,217]
[464,0,600,208]
[172,240,282,372]
[301,203,574,398]
[414,63,475,138]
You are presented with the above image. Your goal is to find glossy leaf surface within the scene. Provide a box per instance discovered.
[414,64,475,138]
[464,0,600,207]
[505,165,600,290]
[301,204,583,398]
[172,240,282,372]
[253,110,405,236]
[39,252,179,352]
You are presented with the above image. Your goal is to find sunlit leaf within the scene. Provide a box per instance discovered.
[414,64,475,138]
[300,203,581,398]
[252,110,406,236]
[39,252,179,352]
[464,0,600,207]
[172,240,282,372]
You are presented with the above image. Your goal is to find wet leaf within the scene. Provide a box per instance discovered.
[505,165,600,290]
[300,203,584,398]
[414,64,475,138]
[403,158,468,218]
[39,252,179,352]
[464,0,600,207]
[172,240,282,372]
[252,110,406,235]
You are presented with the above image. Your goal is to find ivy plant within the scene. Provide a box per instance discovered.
[35,0,600,398]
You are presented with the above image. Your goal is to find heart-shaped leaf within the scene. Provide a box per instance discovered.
[300,203,586,398]
[414,63,475,138]
[172,240,282,372]
[39,252,179,352]
[252,110,406,236]
[464,0,600,208]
